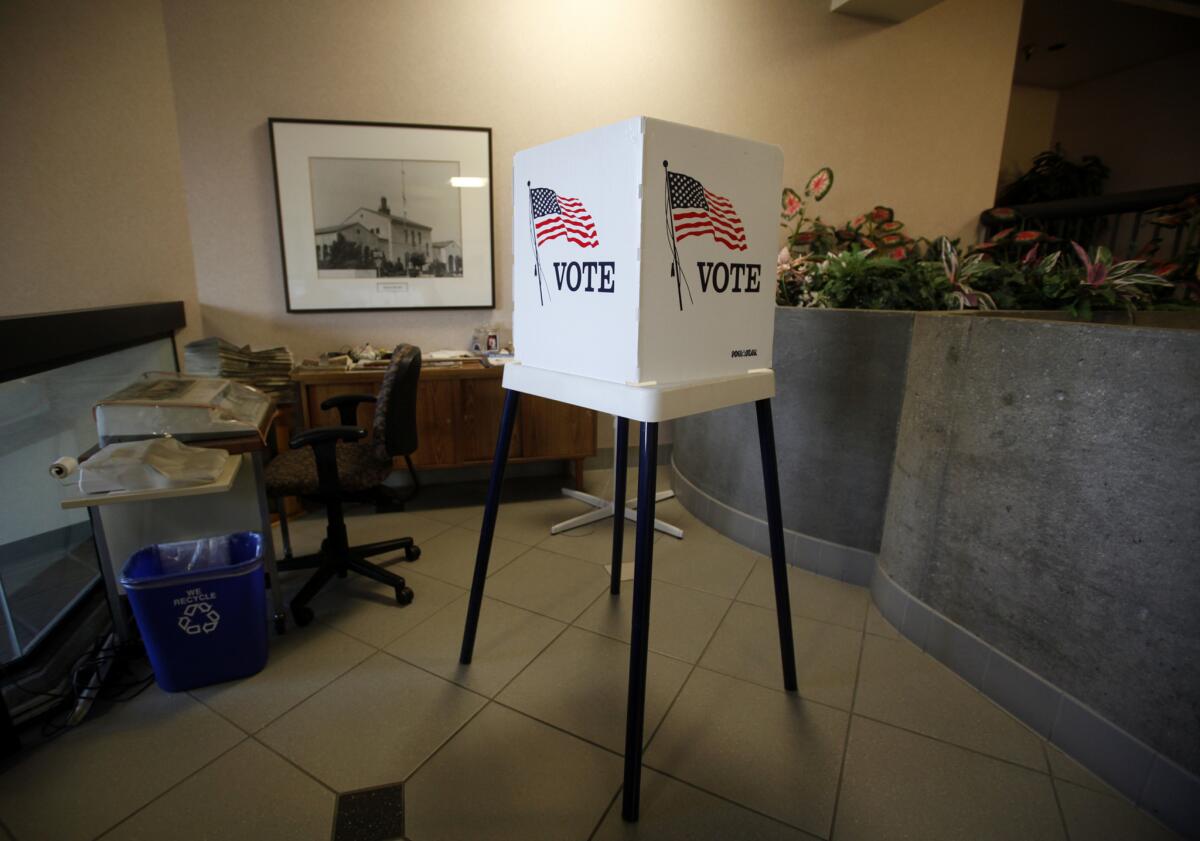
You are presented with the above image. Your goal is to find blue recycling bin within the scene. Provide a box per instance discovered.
[120,531,269,692]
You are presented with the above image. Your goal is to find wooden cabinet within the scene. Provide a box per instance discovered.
[292,361,595,486]
[460,374,522,462]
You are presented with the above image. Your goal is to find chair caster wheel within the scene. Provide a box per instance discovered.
[405,545,421,562]
[293,605,314,627]
[274,614,287,634]
[395,586,414,606]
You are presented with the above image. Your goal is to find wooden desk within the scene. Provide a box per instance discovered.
[291,361,596,487]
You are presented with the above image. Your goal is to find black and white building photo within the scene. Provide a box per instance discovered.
[310,157,464,279]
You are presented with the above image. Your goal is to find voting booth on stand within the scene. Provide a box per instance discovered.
[458,117,799,822]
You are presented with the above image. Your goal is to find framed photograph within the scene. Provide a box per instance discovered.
[268,118,494,312]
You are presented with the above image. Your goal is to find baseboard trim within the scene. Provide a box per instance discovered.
[669,456,875,586]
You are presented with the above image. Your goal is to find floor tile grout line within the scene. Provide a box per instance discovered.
[485,620,862,763]
[249,733,343,798]
[1052,777,1183,838]
[322,583,472,652]
[633,538,762,603]
[392,697,493,791]
[637,764,825,838]
[565,573,744,659]
[680,658,862,719]
[584,787,624,841]
[639,587,738,757]
[373,646,491,703]
[1044,741,1074,841]
[390,616,576,790]
[488,697,623,760]
[850,710,1054,776]
[535,551,835,835]
[233,631,496,791]
[484,609,575,700]
[186,685,263,736]
[567,587,872,674]
[863,629,1059,759]
[473,573,614,626]
[464,625,823,838]
[825,623,867,841]
[567,609,714,669]
[189,628,376,738]
[86,734,250,841]
[394,552,688,835]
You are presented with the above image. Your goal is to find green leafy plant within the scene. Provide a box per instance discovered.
[1139,193,1200,304]
[996,145,1109,206]
[1065,243,1171,318]
[778,167,1179,317]
[939,238,996,310]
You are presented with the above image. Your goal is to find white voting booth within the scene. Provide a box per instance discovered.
[511,116,779,394]
[459,118,797,823]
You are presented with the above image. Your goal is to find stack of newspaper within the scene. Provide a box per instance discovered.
[184,337,294,398]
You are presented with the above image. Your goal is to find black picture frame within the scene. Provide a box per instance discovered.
[268,118,495,313]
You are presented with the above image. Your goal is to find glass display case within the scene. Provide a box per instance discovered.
[0,304,183,667]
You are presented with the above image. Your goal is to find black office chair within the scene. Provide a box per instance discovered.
[267,344,422,627]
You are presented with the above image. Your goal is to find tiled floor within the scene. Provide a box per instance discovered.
[0,468,1182,841]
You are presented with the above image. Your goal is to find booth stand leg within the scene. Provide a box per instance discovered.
[609,417,629,594]
[755,398,798,692]
[460,390,520,664]
[621,421,659,822]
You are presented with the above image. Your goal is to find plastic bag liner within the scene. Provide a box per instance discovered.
[121,532,260,586]
[120,532,268,692]
[79,436,228,495]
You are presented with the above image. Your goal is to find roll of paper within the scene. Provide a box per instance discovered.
[50,456,78,479]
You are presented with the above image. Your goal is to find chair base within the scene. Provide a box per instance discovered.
[278,536,419,626]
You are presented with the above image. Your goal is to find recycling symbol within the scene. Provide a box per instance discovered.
[178,601,220,635]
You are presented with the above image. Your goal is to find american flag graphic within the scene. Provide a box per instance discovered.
[530,188,599,248]
[667,171,747,251]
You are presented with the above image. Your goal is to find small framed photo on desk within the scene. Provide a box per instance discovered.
[269,118,495,312]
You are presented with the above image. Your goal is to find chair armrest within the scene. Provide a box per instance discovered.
[289,426,366,450]
[320,393,377,425]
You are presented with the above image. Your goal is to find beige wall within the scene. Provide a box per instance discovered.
[1053,49,1200,195]
[998,85,1059,191]
[162,0,1022,360]
[0,0,201,343]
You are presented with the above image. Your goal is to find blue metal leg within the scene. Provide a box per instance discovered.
[621,421,658,822]
[756,398,798,691]
[460,389,520,664]
[610,417,629,594]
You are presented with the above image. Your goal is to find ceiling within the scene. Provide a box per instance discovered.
[1014,0,1200,88]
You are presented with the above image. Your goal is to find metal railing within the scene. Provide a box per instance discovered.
[980,182,1200,259]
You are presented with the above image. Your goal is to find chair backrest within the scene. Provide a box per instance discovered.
[371,344,421,460]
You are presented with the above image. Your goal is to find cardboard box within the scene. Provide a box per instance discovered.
[512,117,782,387]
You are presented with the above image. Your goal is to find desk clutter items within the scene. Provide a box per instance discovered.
[184,337,293,398]
[422,348,477,368]
[78,437,228,494]
[296,342,394,371]
[470,324,511,354]
[120,532,268,692]
[94,373,273,445]
[513,116,780,387]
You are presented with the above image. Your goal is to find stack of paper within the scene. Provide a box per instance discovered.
[184,338,294,398]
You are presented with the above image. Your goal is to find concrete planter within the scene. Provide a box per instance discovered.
[879,313,1200,799]
[671,307,914,583]
[673,305,1200,833]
